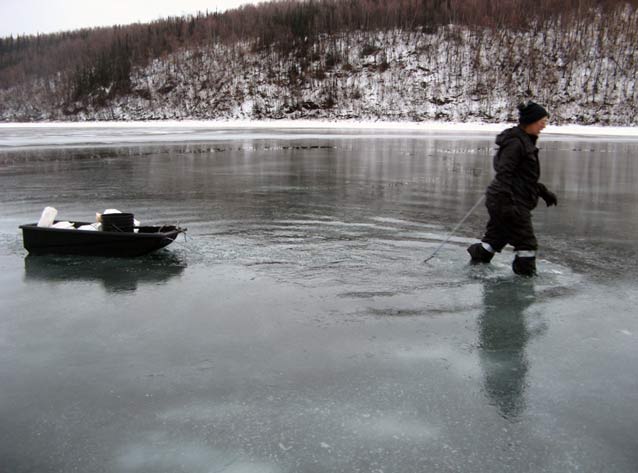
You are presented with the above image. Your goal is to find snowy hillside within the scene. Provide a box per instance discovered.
[1,6,636,125]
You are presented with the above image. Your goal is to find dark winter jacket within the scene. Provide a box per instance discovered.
[486,126,551,210]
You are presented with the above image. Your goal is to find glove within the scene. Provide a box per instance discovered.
[541,190,558,207]
[538,184,558,207]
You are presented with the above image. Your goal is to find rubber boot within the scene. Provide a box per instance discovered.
[467,242,494,264]
[512,256,536,276]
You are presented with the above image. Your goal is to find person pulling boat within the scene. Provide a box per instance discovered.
[467,101,558,276]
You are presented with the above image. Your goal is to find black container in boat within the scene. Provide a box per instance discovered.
[101,213,135,232]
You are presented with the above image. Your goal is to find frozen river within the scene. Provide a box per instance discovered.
[1,125,637,472]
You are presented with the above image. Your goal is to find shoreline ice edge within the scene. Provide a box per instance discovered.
[1,119,637,137]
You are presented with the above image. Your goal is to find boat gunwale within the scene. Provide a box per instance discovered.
[19,222,184,239]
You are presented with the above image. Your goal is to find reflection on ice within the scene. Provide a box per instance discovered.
[477,278,535,420]
[23,251,187,293]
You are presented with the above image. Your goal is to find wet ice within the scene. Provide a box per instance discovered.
[1,126,637,472]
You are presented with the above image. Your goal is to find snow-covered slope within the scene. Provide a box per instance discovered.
[1,18,636,125]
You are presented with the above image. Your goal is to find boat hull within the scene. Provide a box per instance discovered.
[19,223,184,257]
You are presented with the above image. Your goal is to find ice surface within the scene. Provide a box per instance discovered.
[1,121,638,150]
[0,128,637,472]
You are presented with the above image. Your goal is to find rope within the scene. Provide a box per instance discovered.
[423,194,485,264]
[169,230,209,258]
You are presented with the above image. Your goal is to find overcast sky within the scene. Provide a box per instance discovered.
[0,0,262,38]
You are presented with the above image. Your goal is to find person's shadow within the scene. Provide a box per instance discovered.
[478,277,536,420]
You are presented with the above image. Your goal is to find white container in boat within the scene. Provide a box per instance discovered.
[37,207,57,227]
[52,221,74,229]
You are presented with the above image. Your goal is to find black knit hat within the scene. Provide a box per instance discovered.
[517,101,549,125]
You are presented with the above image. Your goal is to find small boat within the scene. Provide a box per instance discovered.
[19,222,186,257]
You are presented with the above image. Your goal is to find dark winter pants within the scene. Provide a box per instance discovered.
[482,199,538,254]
